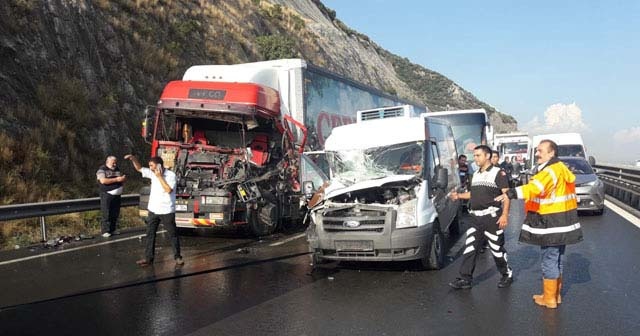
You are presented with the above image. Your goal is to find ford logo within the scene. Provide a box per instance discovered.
[344,220,360,228]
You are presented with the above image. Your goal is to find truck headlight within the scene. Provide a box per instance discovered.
[396,199,417,229]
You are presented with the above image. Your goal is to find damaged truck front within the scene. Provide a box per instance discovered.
[139,59,425,236]
[307,106,462,269]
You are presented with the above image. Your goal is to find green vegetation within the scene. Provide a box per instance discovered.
[256,34,297,60]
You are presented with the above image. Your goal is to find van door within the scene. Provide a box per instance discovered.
[429,141,455,229]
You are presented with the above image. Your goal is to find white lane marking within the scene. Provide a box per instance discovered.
[0,230,167,266]
[269,233,306,246]
[605,200,640,229]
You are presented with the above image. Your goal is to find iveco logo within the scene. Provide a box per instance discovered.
[344,220,360,228]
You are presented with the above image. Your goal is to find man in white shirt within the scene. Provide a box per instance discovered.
[124,154,184,267]
[96,156,127,238]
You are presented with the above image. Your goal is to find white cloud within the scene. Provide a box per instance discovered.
[523,103,589,135]
[613,127,640,144]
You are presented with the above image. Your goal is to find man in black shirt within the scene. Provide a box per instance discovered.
[458,154,470,190]
[448,145,513,289]
[97,156,127,238]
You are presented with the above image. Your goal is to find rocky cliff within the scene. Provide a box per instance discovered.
[0,0,516,203]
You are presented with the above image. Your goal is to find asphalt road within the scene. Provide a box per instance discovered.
[1,200,639,336]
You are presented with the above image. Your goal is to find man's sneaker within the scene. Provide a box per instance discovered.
[101,232,111,238]
[136,259,152,267]
[449,278,472,289]
[175,257,184,266]
[498,275,513,288]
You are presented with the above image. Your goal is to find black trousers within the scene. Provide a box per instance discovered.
[459,210,512,281]
[145,212,181,261]
[100,192,121,234]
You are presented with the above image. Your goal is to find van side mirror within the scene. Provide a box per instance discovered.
[435,167,448,190]
[142,106,154,144]
[588,156,596,166]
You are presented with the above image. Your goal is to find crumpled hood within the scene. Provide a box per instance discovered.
[324,175,416,200]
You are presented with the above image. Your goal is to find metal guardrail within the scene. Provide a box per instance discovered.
[0,194,140,242]
[594,163,640,213]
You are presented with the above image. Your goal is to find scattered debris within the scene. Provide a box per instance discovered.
[236,248,250,254]
[42,234,95,248]
[14,245,20,250]
[328,276,335,281]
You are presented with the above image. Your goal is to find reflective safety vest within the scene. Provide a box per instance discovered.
[515,158,583,246]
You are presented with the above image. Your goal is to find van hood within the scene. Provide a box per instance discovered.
[324,175,417,200]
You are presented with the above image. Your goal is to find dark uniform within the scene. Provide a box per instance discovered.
[458,165,512,283]
[97,164,123,235]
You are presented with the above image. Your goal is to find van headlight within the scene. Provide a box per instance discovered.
[396,199,417,229]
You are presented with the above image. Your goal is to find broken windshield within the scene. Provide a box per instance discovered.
[327,142,423,185]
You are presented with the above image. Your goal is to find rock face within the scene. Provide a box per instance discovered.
[0,0,516,201]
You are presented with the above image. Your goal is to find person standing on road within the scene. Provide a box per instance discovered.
[497,140,583,309]
[448,145,513,289]
[97,156,127,238]
[458,154,470,190]
[124,155,184,267]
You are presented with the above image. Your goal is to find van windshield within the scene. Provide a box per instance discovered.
[503,142,528,154]
[558,145,585,158]
[327,142,422,185]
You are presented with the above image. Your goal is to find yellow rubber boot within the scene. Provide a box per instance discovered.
[533,275,562,304]
[534,279,558,308]
[557,276,562,304]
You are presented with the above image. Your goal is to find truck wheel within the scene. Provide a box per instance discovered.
[421,223,445,270]
[248,208,277,237]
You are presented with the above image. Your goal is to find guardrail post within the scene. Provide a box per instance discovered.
[40,216,47,242]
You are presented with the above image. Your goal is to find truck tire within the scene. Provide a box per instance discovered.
[421,222,445,270]
[248,207,277,237]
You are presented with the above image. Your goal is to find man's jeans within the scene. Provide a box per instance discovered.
[541,245,566,279]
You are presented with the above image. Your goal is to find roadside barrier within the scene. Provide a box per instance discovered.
[0,194,139,242]
[594,163,640,214]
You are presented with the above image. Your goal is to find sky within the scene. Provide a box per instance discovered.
[322,0,640,164]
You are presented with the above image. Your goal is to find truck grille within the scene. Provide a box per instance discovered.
[322,207,393,233]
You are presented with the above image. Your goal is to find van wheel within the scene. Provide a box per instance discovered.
[309,246,327,268]
[421,223,445,270]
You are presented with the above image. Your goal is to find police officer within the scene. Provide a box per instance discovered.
[448,145,513,289]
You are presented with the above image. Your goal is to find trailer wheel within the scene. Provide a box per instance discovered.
[420,222,445,270]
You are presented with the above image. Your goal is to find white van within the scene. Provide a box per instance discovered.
[305,105,461,270]
[530,133,595,167]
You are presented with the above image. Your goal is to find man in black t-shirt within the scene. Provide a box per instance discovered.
[448,145,513,289]
[97,156,127,238]
[458,154,470,190]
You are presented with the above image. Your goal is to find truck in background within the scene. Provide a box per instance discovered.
[529,132,595,168]
[139,59,426,236]
[306,105,461,270]
[493,132,531,165]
